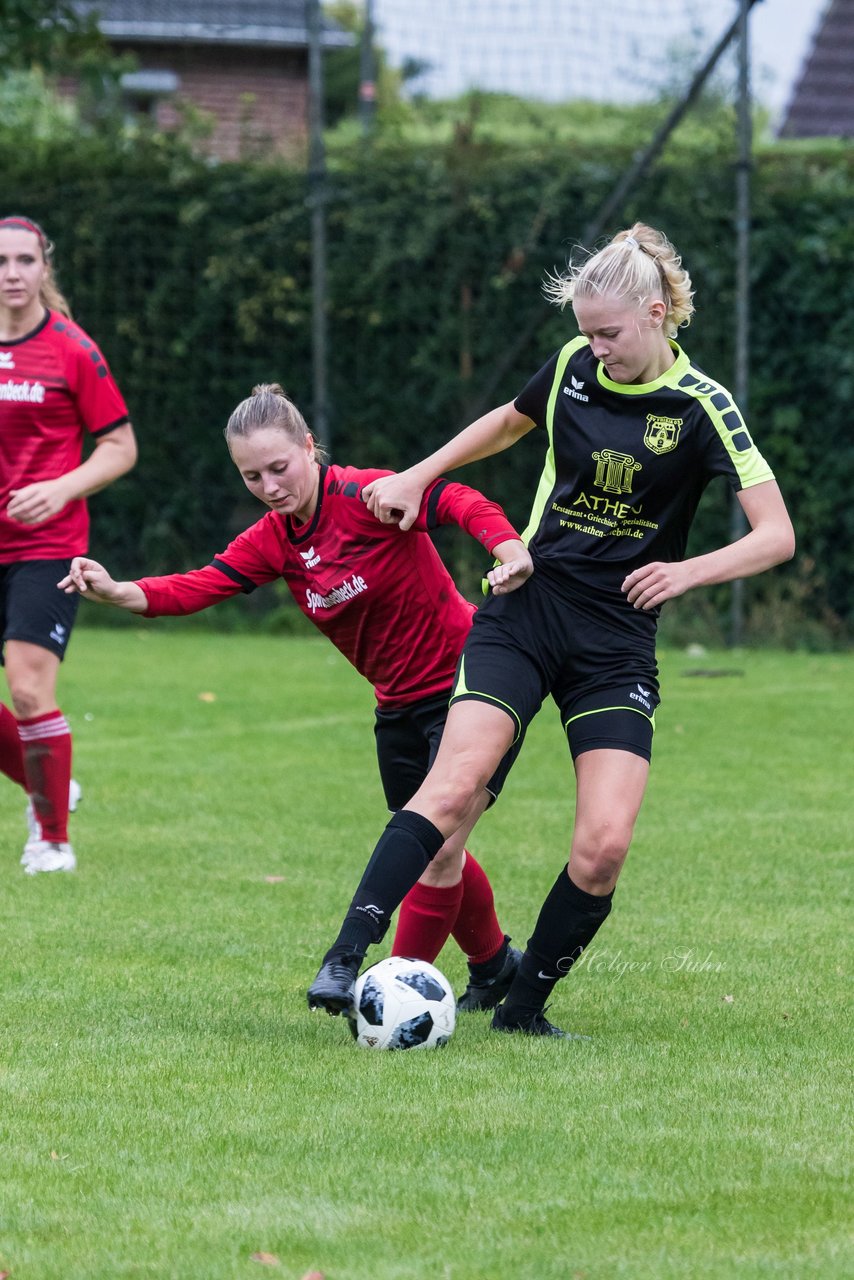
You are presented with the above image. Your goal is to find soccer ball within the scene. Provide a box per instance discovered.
[348,956,456,1050]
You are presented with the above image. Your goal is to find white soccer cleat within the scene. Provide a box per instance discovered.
[22,779,83,861]
[22,840,76,875]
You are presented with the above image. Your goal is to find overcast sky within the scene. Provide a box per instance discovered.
[371,0,829,120]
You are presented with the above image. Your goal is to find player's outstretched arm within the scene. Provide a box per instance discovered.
[362,402,535,531]
[486,538,533,596]
[58,557,149,612]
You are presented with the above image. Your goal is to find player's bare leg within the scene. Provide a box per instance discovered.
[493,749,649,1036]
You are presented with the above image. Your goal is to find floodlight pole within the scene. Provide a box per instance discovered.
[307,0,330,453]
[730,0,752,646]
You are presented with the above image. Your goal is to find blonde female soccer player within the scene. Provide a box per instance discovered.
[308,222,795,1035]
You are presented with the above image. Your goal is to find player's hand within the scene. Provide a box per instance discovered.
[58,556,120,603]
[487,541,533,595]
[622,560,694,610]
[7,478,72,524]
[362,471,425,532]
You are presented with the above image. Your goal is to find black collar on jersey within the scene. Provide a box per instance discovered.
[0,306,51,347]
[285,462,327,545]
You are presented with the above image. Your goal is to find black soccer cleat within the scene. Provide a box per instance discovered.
[457,944,522,1012]
[307,960,358,1016]
[491,1003,590,1039]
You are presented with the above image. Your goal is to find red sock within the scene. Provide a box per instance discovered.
[392,878,465,963]
[19,711,72,843]
[0,703,27,789]
[451,851,506,965]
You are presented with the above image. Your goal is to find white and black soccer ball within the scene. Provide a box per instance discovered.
[348,956,456,1050]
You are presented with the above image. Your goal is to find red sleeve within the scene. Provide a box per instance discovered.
[413,478,520,553]
[135,563,247,616]
[135,516,287,616]
[65,326,130,437]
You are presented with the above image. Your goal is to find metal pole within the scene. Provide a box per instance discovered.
[359,0,377,136]
[306,0,329,452]
[730,0,752,646]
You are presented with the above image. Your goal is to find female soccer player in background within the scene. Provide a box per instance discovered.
[61,383,532,1007]
[307,222,795,1035]
[0,215,137,874]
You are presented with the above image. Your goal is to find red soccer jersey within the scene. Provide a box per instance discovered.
[0,309,130,562]
[136,464,519,707]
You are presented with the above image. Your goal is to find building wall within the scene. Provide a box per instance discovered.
[92,43,309,160]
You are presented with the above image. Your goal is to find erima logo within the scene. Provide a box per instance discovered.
[50,623,68,646]
[0,352,14,369]
[629,683,652,710]
[300,545,321,568]
[563,375,589,403]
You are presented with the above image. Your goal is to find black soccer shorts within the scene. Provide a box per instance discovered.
[449,573,660,767]
[0,559,80,662]
[374,689,514,811]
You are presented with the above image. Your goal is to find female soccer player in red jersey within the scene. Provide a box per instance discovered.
[60,383,532,1007]
[306,222,795,1035]
[0,215,137,874]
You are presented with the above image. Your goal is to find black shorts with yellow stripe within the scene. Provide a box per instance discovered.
[450,573,660,767]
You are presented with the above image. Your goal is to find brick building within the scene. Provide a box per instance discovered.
[72,0,352,160]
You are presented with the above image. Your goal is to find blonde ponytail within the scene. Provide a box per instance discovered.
[40,267,73,319]
[545,222,695,337]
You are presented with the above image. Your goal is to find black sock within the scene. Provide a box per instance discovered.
[502,870,613,1021]
[468,935,510,980]
[323,810,445,965]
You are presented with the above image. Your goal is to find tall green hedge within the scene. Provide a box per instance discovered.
[3,130,851,641]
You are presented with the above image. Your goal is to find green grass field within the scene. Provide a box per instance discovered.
[1,628,851,1280]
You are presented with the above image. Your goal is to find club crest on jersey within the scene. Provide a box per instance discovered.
[644,414,683,456]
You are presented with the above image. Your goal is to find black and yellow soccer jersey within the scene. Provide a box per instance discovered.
[513,337,774,615]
